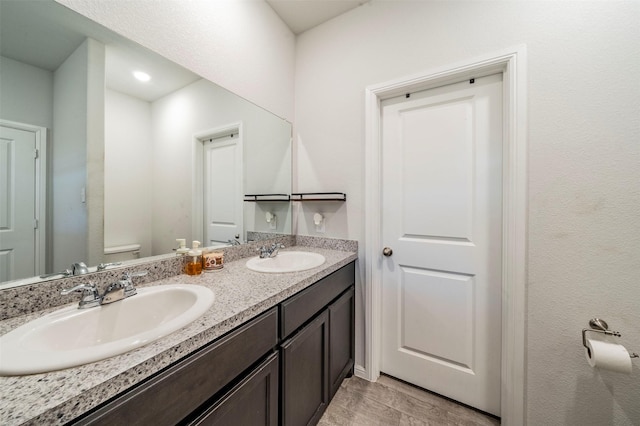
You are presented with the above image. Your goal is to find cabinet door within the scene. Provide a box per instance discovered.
[190,352,279,426]
[281,310,329,426]
[329,287,355,400]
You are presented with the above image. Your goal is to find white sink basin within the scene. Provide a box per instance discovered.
[0,284,214,376]
[246,251,325,273]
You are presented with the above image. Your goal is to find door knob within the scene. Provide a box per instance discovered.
[382,247,393,257]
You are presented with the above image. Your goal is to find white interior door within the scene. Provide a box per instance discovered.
[203,133,243,246]
[380,74,503,416]
[0,125,37,282]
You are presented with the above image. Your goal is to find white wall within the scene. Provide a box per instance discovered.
[52,40,90,271]
[295,1,640,425]
[104,89,153,258]
[85,38,105,267]
[0,56,53,129]
[52,38,104,271]
[151,78,291,255]
[245,202,292,236]
[55,0,296,122]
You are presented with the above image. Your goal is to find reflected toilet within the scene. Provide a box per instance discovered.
[103,244,141,262]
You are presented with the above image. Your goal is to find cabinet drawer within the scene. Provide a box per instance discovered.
[280,262,355,339]
[75,307,278,426]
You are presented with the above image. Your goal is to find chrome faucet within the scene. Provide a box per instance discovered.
[257,243,285,258]
[72,262,89,275]
[40,261,89,279]
[60,283,101,309]
[101,281,127,305]
[102,271,148,304]
[97,262,122,271]
[61,271,148,309]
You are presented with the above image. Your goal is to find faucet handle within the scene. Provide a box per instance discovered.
[257,246,269,258]
[61,283,100,309]
[40,269,72,279]
[120,271,147,297]
[97,262,122,271]
[61,282,96,295]
[121,270,148,280]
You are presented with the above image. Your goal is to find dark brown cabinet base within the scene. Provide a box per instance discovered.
[70,261,356,426]
[280,262,356,426]
[72,308,279,426]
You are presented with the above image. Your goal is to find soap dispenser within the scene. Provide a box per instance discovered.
[176,238,189,256]
[185,240,203,276]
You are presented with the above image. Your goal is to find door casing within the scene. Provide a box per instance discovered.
[0,119,47,282]
[192,122,243,245]
[362,46,528,425]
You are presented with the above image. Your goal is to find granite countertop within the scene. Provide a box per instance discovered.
[0,245,357,425]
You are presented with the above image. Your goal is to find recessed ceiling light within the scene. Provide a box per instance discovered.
[133,71,151,82]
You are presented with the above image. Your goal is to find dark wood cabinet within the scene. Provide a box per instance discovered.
[280,262,355,426]
[280,263,354,339]
[70,260,356,426]
[281,311,329,426]
[189,352,279,426]
[328,287,355,400]
[73,308,278,426]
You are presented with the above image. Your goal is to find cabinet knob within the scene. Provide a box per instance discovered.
[382,247,393,257]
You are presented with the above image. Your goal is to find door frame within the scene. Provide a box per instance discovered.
[363,46,527,424]
[192,123,243,244]
[0,119,47,278]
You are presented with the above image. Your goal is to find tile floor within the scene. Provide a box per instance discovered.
[319,374,500,426]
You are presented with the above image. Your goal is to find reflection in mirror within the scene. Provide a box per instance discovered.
[0,0,292,288]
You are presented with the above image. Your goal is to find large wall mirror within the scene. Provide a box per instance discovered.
[0,0,292,288]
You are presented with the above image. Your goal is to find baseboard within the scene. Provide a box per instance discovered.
[354,364,369,380]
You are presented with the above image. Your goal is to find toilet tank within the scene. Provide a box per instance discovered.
[103,244,141,262]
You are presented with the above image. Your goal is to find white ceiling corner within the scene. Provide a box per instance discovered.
[266,0,366,34]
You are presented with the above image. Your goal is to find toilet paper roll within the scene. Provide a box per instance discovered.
[585,339,632,374]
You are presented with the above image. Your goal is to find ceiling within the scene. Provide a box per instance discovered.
[0,0,199,102]
[1,0,367,101]
[266,0,367,34]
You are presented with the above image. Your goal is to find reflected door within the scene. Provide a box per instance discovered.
[380,74,503,415]
[0,124,37,281]
[203,133,243,246]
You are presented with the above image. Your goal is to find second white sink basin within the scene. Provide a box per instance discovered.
[0,284,214,376]
[246,251,325,273]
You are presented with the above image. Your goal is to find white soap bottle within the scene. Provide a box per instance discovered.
[176,238,189,256]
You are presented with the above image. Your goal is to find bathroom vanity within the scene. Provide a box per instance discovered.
[0,238,357,426]
[74,263,355,426]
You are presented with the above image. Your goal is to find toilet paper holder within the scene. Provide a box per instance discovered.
[582,318,639,358]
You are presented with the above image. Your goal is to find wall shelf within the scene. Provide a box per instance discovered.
[244,193,347,202]
[291,192,346,202]
[244,194,290,202]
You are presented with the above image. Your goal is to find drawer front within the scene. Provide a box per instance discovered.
[75,307,278,426]
[280,262,355,339]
